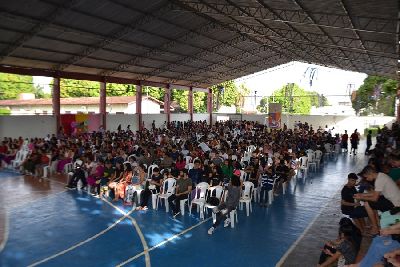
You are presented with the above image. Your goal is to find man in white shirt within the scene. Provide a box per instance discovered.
[354,165,400,234]
[355,165,400,210]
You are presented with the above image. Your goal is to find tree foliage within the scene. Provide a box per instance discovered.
[257,83,326,114]
[352,75,398,116]
[210,80,249,112]
[0,73,40,99]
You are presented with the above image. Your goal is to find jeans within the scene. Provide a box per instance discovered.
[359,236,400,267]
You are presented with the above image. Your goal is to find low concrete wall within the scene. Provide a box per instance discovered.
[0,115,56,139]
[0,114,395,139]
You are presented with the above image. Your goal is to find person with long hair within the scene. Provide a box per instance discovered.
[108,161,124,201]
[318,223,357,267]
[115,162,133,200]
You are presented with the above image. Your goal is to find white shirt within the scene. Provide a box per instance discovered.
[375,172,400,206]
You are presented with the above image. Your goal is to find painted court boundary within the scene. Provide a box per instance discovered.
[275,188,342,266]
[117,217,212,266]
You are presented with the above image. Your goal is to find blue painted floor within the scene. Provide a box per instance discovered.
[0,154,367,267]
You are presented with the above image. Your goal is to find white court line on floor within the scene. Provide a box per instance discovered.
[275,188,341,267]
[27,208,135,267]
[117,217,212,267]
[0,209,9,253]
[103,199,151,267]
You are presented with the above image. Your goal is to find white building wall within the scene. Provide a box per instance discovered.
[0,115,56,139]
[142,114,167,129]
[171,114,190,123]
[106,114,139,132]
[193,114,210,124]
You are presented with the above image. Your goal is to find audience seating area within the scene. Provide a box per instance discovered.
[1,119,399,266]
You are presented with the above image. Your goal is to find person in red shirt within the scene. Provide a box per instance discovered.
[350,129,359,155]
[341,130,349,153]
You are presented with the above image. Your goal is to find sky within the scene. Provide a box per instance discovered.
[33,61,368,105]
[234,61,367,105]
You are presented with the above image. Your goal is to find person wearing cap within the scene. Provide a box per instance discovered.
[340,173,368,233]
[354,165,400,234]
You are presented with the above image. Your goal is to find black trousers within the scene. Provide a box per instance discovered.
[69,169,87,188]
[168,194,188,214]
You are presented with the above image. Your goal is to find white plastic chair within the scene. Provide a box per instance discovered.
[239,181,254,216]
[185,163,194,170]
[307,151,317,172]
[223,190,239,228]
[64,162,73,174]
[204,186,225,222]
[190,182,209,219]
[324,143,332,159]
[298,156,308,178]
[156,178,176,212]
[11,150,23,169]
[180,193,191,215]
[315,150,323,169]
[147,164,158,178]
[185,156,192,165]
[333,143,341,158]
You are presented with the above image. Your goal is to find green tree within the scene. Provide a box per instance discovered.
[258,83,315,114]
[0,73,37,99]
[193,91,207,113]
[352,76,398,116]
[211,80,243,112]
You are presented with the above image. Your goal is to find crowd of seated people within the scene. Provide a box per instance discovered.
[1,120,343,231]
[319,122,400,267]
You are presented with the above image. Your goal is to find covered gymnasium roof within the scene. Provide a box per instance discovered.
[0,0,398,88]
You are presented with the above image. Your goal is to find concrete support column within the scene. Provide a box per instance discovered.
[188,86,193,121]
[52,77,61,134]
[136,85,143,130]
[99,81,106,130]
[164,85,171,125]
[207,88,213,126]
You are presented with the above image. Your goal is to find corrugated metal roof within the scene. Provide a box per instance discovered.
[0,0,397,88]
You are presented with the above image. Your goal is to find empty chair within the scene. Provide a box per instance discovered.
[10,150,23,169]
[307,151,317,172]
[324,143,333,159]
[315,150,323,169]
[204,186,225,222]
[333,143,341,158]
[157,178,176,212]
[190,182,209,219]
[298,155,308,178]
[239,181,254,216]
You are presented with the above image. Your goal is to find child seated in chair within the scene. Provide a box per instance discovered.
[208,175,241,235]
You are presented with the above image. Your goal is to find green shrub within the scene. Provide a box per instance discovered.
[0,108,10,115]
[364,127,379,137]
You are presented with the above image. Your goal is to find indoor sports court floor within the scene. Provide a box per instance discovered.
[0,153,368,267]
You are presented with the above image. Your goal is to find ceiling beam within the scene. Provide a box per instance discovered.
[175,1,397,34]
[0,0,80,63]
[53,2,170,71]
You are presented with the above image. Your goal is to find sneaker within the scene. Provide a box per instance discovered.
[173,211,181,218]
[142,206,148,211]
[208,227,215,235]
[224,218,231,228]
